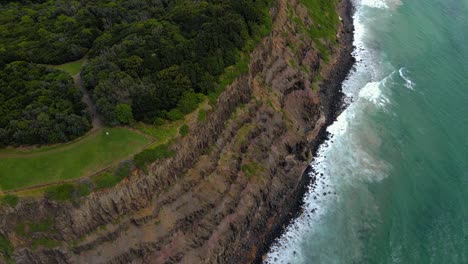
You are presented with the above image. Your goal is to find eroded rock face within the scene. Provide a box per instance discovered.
[0,0,354,263]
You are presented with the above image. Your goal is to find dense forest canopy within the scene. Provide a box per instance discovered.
[0,62,90,145]
[0,0,272,145]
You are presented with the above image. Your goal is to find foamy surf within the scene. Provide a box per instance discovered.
[265,1,395,263]
[399,67,416,90]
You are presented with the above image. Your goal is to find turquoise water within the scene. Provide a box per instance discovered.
[266,0,468,263]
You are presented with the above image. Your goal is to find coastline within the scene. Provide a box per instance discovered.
[253,0,356,262]
[0,1,357,262]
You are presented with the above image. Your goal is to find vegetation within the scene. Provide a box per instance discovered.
[44,184,76,201]
[197,109,207,122]
[241,162,264,179]
[135,122,181,145]
[179,124,189,137]
[93,162,132,190]
[302,0,340,60]
[0,195,19,207]
[0,0,273,136]
[134,144,174,170]
[0,127,149,191]
[51,58,85,75]
[0,235,13,262]
[31,238,60,250]
[0,62,90,146]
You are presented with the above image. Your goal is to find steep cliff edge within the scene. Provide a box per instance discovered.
[0,0,354,263]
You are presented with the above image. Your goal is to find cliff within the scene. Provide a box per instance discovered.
[0,0,354,263]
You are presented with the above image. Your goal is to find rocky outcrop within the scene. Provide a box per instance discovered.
[0,0,354,263]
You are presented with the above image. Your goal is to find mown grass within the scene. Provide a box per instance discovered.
[0,127,149,191]
[51,58,85,75]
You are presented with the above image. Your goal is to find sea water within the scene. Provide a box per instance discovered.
[266,0,468,263]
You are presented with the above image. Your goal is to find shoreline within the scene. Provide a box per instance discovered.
[254,0,356,262]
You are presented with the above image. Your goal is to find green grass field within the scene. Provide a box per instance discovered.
[0,128,150,191]
[51,58,85,75]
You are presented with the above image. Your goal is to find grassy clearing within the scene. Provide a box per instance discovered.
[51,58,85,75]
[135,121,181,148]
[0,127,150,191]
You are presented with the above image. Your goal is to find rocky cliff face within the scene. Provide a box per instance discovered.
[0,0,354,263]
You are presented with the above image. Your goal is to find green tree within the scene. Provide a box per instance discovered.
[115,104,134,125]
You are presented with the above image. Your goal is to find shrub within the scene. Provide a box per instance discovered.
[76,183,92,197]
[197,109,207,122]
[115,103,134,125]
[0,195,19,207]
[177,91,204,114]
[166,109,184,121]
[179,124,189,137]
[153,117,165,126]
[93,172,118,190]
[29,219,54,233]
[45,184,75,201]
[134,144,174,169]
[93,163,132,190]
[0,235,13,259]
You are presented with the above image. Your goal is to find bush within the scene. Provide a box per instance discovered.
[76,183,92,197]
[166,109,184,121]
[177,91,205,114]
[197,109,207,122]
[29,219,54,233]
[93,172,118,190]
[0,235,13,259]
[115,103,134,125]
[45,184,75,201]
[93,163,132,190]
[179,124,189,137]
[134,145,174,170]
[0,195,19,207]
[153,117,166,126]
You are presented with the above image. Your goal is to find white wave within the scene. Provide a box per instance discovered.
[360,0,389,9]
[358,81,390,106]
[399,67,416,90]
[359,0,402,9]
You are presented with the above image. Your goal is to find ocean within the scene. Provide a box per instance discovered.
[265,0,468,263]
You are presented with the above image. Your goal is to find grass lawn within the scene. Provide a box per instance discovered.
[51,58,85,75]
[0,127,150,191]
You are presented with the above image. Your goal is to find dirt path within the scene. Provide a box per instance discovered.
[73,72,103,131]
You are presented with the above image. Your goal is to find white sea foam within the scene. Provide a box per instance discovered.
[360,0,402,9]
[358,81,390,106]
[265,2,394,263]
[399,67,416,90]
